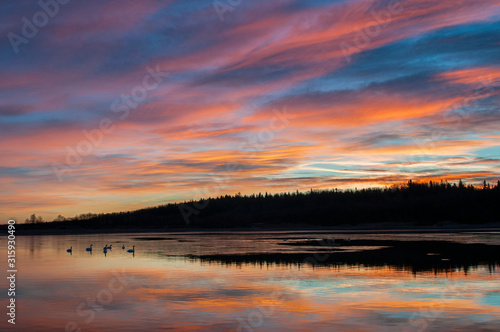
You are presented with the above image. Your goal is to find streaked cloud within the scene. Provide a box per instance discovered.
[1,0,499,221]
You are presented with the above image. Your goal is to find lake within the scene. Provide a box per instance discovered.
[1,230,500,331]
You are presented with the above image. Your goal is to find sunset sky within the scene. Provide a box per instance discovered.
[1,0,500,222]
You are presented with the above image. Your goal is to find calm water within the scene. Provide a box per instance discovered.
[1,231,500,331]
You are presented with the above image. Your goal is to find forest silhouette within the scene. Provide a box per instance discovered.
[14,180,500,232]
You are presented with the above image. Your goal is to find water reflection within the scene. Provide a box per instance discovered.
[191,238,500,275]
[1,231,499,331]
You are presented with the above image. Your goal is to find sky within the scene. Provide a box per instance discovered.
[1,0,500,222]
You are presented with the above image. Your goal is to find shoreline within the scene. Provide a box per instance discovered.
[11,222,500,236]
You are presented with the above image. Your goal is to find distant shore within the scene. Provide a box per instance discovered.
[8,181,500,235]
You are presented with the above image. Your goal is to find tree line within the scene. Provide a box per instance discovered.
[18,179,500,231]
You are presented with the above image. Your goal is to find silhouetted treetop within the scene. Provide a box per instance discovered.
[17,179,500,231]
